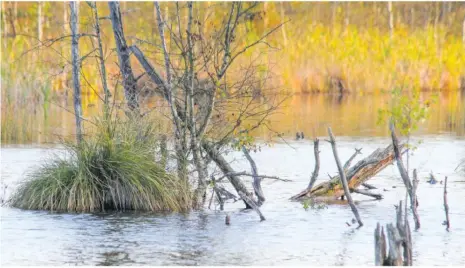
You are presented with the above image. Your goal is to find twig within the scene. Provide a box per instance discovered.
[214,171,291,183]
[344,148,362,171]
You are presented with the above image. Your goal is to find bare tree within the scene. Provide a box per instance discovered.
[128,2,284,213]
[88,2,110,117]
[69,1,83,143]
[108,1,139,112]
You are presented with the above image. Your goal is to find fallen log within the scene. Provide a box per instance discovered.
[291,143,405,200]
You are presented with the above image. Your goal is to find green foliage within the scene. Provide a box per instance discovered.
[302,199,327,211]
[9,117,191,212]
[377,86,436,136]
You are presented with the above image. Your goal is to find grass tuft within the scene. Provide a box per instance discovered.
[9,117,191,212]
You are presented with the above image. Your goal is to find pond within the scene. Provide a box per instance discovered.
[1,135,465,265]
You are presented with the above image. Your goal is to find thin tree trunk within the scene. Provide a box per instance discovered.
[62,1,68,98]
[443,176,450,231]
[2,1,8,46]
[154,1,190,187]
[280,2,288,46]
[185,2,208,208]
[108,1,139,112]
[307,138,320,191]
[89,2,110,117]
[388,1,394,42]
[69,1,83,144]
[344,2,350,32]
[410,6,415,28]
[38,1,43,40]
[328,127,363,228]
[412,169,420,230]
[462,15,465,46]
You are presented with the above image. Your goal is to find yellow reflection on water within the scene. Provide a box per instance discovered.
[2,92,464,145]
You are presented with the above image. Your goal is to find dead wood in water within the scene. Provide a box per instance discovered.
[202,141,265,221]
[291,143,404,201]
[374,200,413,266]
[242,146,265,206]
[327,127,363,227]
[443,176,450,231]
[362,183,377,189]
[390,123,420,230]
[307,138,320,191]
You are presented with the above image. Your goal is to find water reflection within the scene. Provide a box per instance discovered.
[3,92,465,145]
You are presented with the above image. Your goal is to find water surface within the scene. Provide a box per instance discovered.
[2,136,464,265]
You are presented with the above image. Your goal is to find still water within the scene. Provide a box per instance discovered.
[1,135,465,265]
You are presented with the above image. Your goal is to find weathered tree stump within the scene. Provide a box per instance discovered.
[374,200,413,266]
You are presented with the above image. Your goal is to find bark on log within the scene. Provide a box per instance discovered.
[443,176,450,231]
[327,127,363,227]
[291,143,404,201]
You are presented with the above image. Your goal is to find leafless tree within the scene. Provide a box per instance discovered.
[123,2,286,213]
[108,2,139,112]
[69,1,83,143]
[88,2,110,117]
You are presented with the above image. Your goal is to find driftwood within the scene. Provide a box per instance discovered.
[375,200,413,266]
[291,143,404,201]
[390,123,420,230]
[443,176,450,231]
[327,127,363,227]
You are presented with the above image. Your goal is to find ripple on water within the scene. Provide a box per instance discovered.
[1,137,465,265]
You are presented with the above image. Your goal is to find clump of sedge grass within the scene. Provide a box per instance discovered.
[9,116,191,212]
